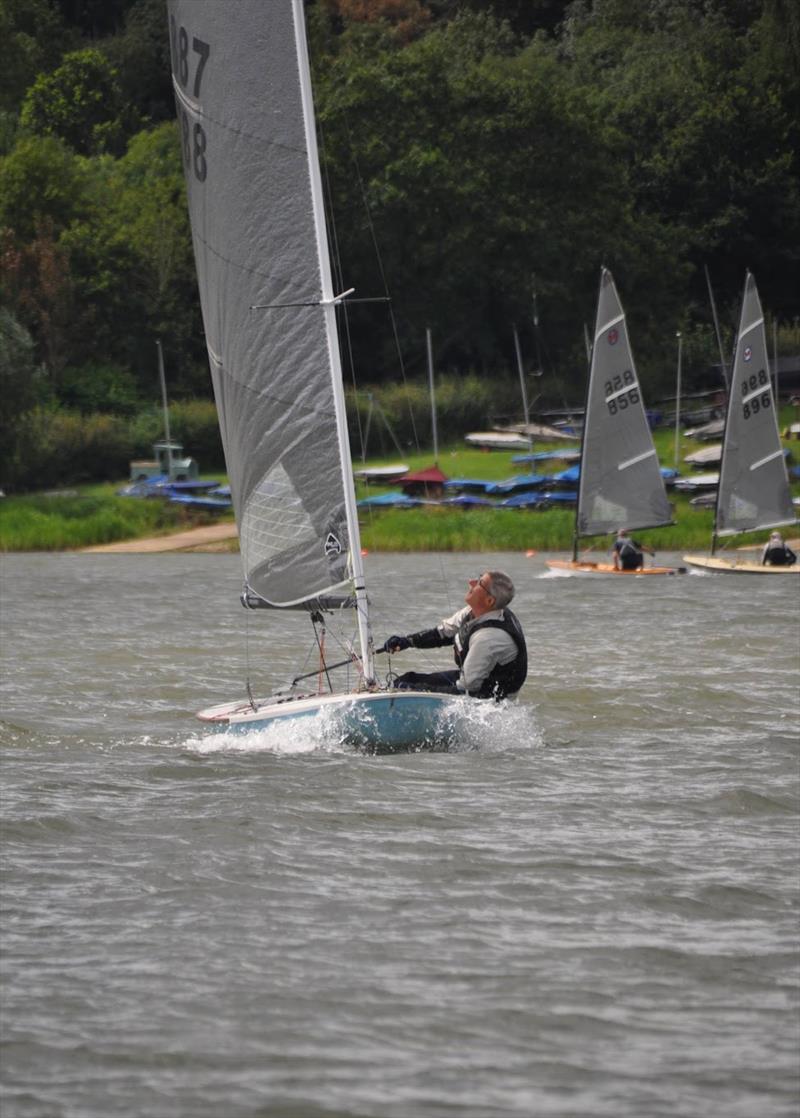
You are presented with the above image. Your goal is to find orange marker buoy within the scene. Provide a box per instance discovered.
[525,549,538,558]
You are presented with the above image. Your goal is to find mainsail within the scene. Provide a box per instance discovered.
[715,272,794,539]
[576,268,672,538]
[167,0,362,610]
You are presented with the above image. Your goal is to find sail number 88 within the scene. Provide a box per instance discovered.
[605,370,639,416]
[741,368,771,420]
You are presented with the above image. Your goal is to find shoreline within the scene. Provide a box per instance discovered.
[77,523,800,556]
[80,522,239,553]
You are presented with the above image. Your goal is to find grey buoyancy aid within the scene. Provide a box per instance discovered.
[454,608,528,699]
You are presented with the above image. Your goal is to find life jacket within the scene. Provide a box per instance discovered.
[453,608,528,699]
[764,544,794,566]
[618,537,638,559]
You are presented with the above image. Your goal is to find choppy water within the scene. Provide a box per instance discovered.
[1,551,798,1118]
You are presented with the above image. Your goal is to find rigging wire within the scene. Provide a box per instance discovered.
[318,110,421,456]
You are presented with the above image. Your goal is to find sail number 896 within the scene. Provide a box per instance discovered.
[741,368,771,420]
[605,370,639,416]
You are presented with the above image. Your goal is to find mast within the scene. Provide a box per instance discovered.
[292,0,374,682]
[426,327,438,463]
[512,325,533,457]
[705,264,729,393]
[156,339,173,480]
[573,280,600,563]
[674,331,682,470]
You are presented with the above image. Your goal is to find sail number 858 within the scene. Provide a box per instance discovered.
[741,368,771,420]
[605,370,639,416]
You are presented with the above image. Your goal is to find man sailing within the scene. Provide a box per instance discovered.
[380,570,527,699]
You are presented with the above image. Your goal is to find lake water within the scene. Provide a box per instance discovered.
[1,551,798,1118]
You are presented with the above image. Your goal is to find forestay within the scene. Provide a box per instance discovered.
[715,272,794,537]
[167,0,357,608]
[577,269,672,537]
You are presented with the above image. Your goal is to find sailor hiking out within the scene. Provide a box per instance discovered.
[380,570,527,699]
[761,532,797,567]
[612,529,655,571]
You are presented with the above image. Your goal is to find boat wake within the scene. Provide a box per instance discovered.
[181,696,540,757]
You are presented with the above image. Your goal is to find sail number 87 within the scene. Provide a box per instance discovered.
[741,369,771,420]
[605,370,639,416]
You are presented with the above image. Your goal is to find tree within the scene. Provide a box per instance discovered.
[103,0,176,126]
[0,133,89,239]
[1,221,77,386]
[0,0,73,113]
[20,47,135,156]
[59,122,205,395]
[315,11,641,383]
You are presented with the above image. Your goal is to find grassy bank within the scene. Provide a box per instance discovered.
[1,426,797,553]
[0,486,232,551]
[357,502,718,552]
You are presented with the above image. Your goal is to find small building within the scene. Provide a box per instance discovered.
[129,441,199,482]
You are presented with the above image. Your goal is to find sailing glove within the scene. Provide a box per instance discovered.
[381,635,411,653]
[380,628,450,653]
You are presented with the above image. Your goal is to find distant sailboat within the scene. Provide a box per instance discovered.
[169,0,465,747]
[548,268,685,576]
[683,272,797,575]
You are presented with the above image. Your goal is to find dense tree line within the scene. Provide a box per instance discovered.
[1,0,798,487]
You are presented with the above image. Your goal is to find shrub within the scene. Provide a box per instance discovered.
[60,362,141,415]
[4,407,133,491]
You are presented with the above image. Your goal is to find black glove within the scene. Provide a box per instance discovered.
[380,634,411,653]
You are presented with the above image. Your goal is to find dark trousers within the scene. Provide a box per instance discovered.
[393,670,461,695]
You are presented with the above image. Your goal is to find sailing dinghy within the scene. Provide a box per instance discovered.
[683,273,798,575]
[547,269,685,576]
[169,0,461,748]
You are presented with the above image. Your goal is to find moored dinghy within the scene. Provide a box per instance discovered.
[169,0,462,748]
[547,269,685,576]
[683,273,798,575]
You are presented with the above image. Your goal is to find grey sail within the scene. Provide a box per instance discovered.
[715,272,794,537]
[577,269,672,537]
[167,0,358,608]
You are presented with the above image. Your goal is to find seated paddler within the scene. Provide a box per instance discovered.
[379,570,527,699]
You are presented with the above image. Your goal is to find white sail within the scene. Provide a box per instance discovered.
[577,268,672,538]
[715,272,794,537]
[167,0,367,620]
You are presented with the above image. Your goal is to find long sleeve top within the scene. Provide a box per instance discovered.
[437,606,519,694]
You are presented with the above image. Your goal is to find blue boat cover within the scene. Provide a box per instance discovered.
[357,493,423,508]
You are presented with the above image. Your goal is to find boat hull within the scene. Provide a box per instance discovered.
[546,559,686,576]
[682,555,800,575]
[197,689,460,752]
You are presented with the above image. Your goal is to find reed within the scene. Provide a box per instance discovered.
[0,492,199,551]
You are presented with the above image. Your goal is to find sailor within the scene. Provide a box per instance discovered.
[379,570,527,699]
[761,531,797,566]
[612,528,654,571]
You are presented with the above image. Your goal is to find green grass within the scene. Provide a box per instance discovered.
[1,418,797,552]
[358,493,720,552]
[0,485,232,551]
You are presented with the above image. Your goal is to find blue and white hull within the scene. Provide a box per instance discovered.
[197,690,460,752]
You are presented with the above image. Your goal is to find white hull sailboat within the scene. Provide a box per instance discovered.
[168,0,461,748]
[547,269,685,576]
[683,273,797,575]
